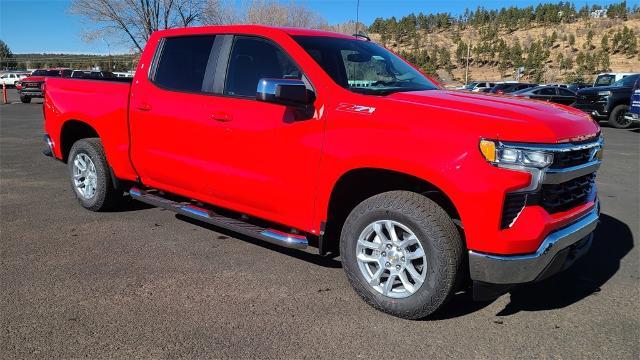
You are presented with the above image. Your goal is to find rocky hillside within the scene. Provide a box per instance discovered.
[368,7,639,85]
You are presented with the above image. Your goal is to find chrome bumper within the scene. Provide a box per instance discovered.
[469,205,599,284]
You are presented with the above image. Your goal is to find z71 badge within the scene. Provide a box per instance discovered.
[336,103,376,115]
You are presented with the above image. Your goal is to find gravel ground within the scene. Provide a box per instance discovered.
[1,89,638,359]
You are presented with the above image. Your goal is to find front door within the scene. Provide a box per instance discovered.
[199,35,325,230]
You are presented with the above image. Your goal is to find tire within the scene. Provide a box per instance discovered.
[609,105,631,129]
[340,191,463,319]
[20,95,31,103]
[68,138,121,211]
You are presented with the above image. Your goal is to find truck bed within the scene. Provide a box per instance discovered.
[43,77,137,181]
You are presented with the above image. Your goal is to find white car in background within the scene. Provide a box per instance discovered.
[458,81,496,92]
[0,73,28,87]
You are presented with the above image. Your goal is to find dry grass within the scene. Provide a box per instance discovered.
[372,17,640,85]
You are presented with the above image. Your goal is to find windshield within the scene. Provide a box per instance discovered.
[594,74,615,86]
[610,75,639,87]
[293,36,438,95]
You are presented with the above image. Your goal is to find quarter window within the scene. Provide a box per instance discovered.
[154,35,216,92]
[224,37,302,97]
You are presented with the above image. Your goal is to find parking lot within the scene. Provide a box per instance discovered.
[1,88,638,359]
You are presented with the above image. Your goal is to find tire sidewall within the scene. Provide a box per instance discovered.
[68,140,110,211]
[340,195,457,317]
[610,105,630,129]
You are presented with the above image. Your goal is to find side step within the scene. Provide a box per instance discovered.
[129,187,308,249]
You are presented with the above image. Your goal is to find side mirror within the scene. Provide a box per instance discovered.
[256,78,313,107]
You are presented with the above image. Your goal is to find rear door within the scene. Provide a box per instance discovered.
[129,34,226,195]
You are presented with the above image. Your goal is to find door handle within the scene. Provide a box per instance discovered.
[211,112,232,122]
[136,102,152,111]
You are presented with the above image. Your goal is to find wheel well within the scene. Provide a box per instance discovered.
[60,120,99,162]
[322,168,462,255]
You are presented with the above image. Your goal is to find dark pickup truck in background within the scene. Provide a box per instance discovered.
[574,73,640,129]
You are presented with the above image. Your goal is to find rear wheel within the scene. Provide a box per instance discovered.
[20,95,31,103]
[609,105,631,129]
[68,138,122,211]
[340,191,463,319]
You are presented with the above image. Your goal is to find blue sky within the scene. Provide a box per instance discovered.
[0,0,635,54]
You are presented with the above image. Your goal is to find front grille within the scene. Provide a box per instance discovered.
[536,173,596,213]
[24,82,40,88]
[551,148,593,169]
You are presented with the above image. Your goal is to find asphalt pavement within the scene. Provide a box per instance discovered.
[1,89,638,359]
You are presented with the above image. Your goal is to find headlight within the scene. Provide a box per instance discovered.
[479,140,554,168]
[597,91,612,97]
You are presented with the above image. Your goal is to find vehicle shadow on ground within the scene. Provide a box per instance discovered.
[431,213,633,319]
[498,213,633,316]
[174,214,343,268]
[105,195,155,212]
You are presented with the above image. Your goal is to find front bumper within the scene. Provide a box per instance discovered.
[19,88,44,98]
[468,204,598,284]
[574,102,609,119]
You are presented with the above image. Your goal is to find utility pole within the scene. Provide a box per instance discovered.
[465,38,471,84]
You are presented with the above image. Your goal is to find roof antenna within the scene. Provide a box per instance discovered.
[355,0,360,36]
[352,0,371,41]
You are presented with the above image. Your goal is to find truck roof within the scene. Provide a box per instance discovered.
[153,24,355,40]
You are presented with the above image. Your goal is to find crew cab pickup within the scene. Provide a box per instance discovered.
[43,25,602,319]
[575,73,640,129]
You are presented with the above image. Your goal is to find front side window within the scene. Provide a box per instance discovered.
[224,37,302,97]
[294,36,438,95]
[154,35,216,92]
[558,88,575,96]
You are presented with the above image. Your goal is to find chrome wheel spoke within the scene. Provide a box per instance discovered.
[373,223,389,243]
[358,238,381,250]
[383,274,397,295]
[406,247,425,260]
[402,235,419,248]
[406,263,424,286]
[398,271,415,294]
[384,220,399,244]
[369,267,384,286]
[357,253,379,263]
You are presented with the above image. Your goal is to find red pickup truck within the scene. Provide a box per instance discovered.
[43,25,602,319]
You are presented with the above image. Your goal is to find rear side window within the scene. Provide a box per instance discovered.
[558,88,575,96]
[224,36,302,97]
[536,87,556,95]
[154,35,216,92]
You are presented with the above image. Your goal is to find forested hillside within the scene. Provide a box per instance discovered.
[367,2,640,84]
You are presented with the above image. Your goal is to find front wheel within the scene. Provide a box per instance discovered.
[68,138,122,211]
[340,191,463,319]
[609,105,632,129]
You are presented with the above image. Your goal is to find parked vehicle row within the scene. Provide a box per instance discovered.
[42,25,602,319]
[14,68,134,103]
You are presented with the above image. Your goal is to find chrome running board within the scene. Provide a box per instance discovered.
[129,187,308,249]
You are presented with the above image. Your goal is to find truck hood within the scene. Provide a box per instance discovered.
[578,85,631,94]
[387,90,599,143]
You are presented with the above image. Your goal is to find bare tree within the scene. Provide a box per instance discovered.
[70,0,207,52]
[202,0,326,29]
